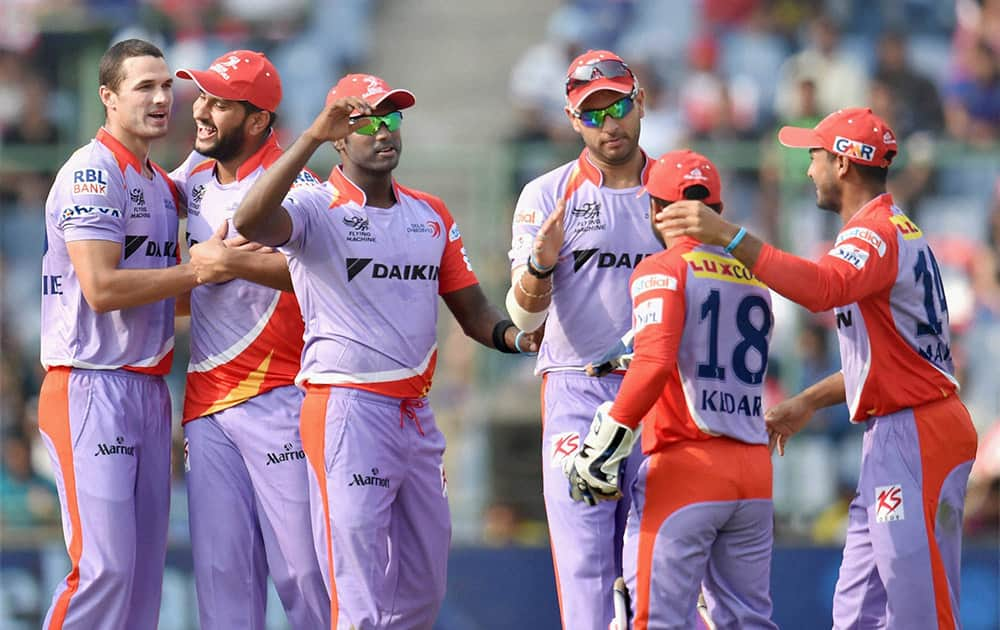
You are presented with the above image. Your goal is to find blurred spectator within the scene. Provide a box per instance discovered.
[869,83,938,214]
[1,75,60,145]
[944,38,1000,146]
[678,33,760,139]
[634,63,686,158]
[773,15,868,121]
[873,31,945,138]
[0,433,60,529]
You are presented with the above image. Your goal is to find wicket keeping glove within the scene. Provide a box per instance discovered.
[563,402,637,506]
[585,329,635,377]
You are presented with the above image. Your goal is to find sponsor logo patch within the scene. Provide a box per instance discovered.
[631,273,677,298]
[682,251,765,287]
[59,204,121,226]
[828,243,869,270]
[349,467,390,489]
[572,249,649,272]
[836,227,886,257]
[549,431,581,468]
[71,168,109,195]
[633,297,663,332]
[513,208,542,227]
[344,257,440,282]
[875,484,904,522]
[570,201,605,234]
[291,169,320,189]
[449,223,461,242]
[833,136,876,162]
[94,436,135,457]
[343,214,375,242]
[265,442,306,466]
[890,214,923,240]
[407,220,441,238]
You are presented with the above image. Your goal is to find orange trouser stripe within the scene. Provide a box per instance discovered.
[301,384,337,628]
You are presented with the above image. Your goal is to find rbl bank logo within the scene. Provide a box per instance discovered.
[875,484,905,523]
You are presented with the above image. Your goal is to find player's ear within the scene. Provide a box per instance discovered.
[99,85,116,111]
[835,154,851,178]
[565,107,583,135]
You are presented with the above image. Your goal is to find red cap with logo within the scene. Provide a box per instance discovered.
[565,50,637,110]
[175,50,282,112]
[778,107,898,167]
[641,149,722,205]
[326,74,416,113]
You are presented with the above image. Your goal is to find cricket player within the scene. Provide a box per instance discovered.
[565,150,778,630]
[233,74,537,629]
[37,39,197,629]
[659,107,978,629]
[170,51,329,629]
[506,49,661,629]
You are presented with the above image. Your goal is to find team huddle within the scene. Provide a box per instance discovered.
[37,38,977,630]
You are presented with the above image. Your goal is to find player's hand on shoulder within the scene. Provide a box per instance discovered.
[764,396,816,456]
[532,198,566,269]
[307,96,372,144]
[563,402,636,506]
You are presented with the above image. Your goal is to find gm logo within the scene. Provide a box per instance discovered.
[833,136,875,162]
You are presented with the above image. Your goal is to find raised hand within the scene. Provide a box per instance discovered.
[305,96,373,145]
[532,198,566,268]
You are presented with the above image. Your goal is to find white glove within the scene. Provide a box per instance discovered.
[585,329,635,377]
[563,402,637,506]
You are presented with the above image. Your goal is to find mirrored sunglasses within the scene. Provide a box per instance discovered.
[565,59,634,93]
[349,110,403,135]
[574,95,636,128]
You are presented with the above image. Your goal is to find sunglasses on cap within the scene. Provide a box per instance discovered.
[565,59,635,93]
[348,111,403,135]
[572,93,636,128]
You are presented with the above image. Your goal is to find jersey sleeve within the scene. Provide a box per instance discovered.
[508,178,555,270]
[433,202,479,295]
[279,181,327,252]
[752,221,898,312]
[609,256,687,428]
[56,158,127,244]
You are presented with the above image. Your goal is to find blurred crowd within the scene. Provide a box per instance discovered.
[2,0,999,548]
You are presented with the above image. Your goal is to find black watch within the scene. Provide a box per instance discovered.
[526,257,555,279]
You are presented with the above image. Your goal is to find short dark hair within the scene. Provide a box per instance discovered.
[240,101,278,132]
[99,39,165,92]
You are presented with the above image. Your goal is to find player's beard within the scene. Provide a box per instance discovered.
[815,177,843,214]
[197,121,248,163]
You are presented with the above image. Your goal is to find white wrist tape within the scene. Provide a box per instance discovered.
[505,284,548,332]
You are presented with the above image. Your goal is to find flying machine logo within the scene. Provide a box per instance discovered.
[343,215,375,242]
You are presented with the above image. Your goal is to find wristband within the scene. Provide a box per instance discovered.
[518,272,553,300]
[492,319,518,354]
[724,227,747,254]
[526,255,556,279]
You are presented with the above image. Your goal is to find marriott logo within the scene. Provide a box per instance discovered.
[266,442,305,466]
[349,467,389,489]
[94,436,135,457]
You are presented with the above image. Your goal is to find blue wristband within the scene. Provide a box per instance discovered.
[724,227,747,254]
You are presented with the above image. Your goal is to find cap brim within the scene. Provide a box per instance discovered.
[567,77,634,110]
[175,69,232,102]
[371,89,416,111]
[778,126,824,149]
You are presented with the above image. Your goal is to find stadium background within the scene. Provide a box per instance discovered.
[1,0,998,627]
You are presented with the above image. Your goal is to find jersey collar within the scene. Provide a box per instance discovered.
[234,132,282,181]
[96,127,145,175]
[327,165,401,209]
[574,148,652,188]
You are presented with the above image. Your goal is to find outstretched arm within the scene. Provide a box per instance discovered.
[442,284,540,353]
[234,96,372,246]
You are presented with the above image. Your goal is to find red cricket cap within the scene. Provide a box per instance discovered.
[176,50,282,112]
[565,50,636,110]
[641,149,722,205]
[325,74,415,113]
[778,107,898,167]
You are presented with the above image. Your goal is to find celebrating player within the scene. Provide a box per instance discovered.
[171,51,328,629]
[37,39,197,629]
[233,73,537,629]
[506,49,661,629]
[565,150,778,629]
[658,107,978,628]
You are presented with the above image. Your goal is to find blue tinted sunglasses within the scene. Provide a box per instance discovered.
[573,93,636,128]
